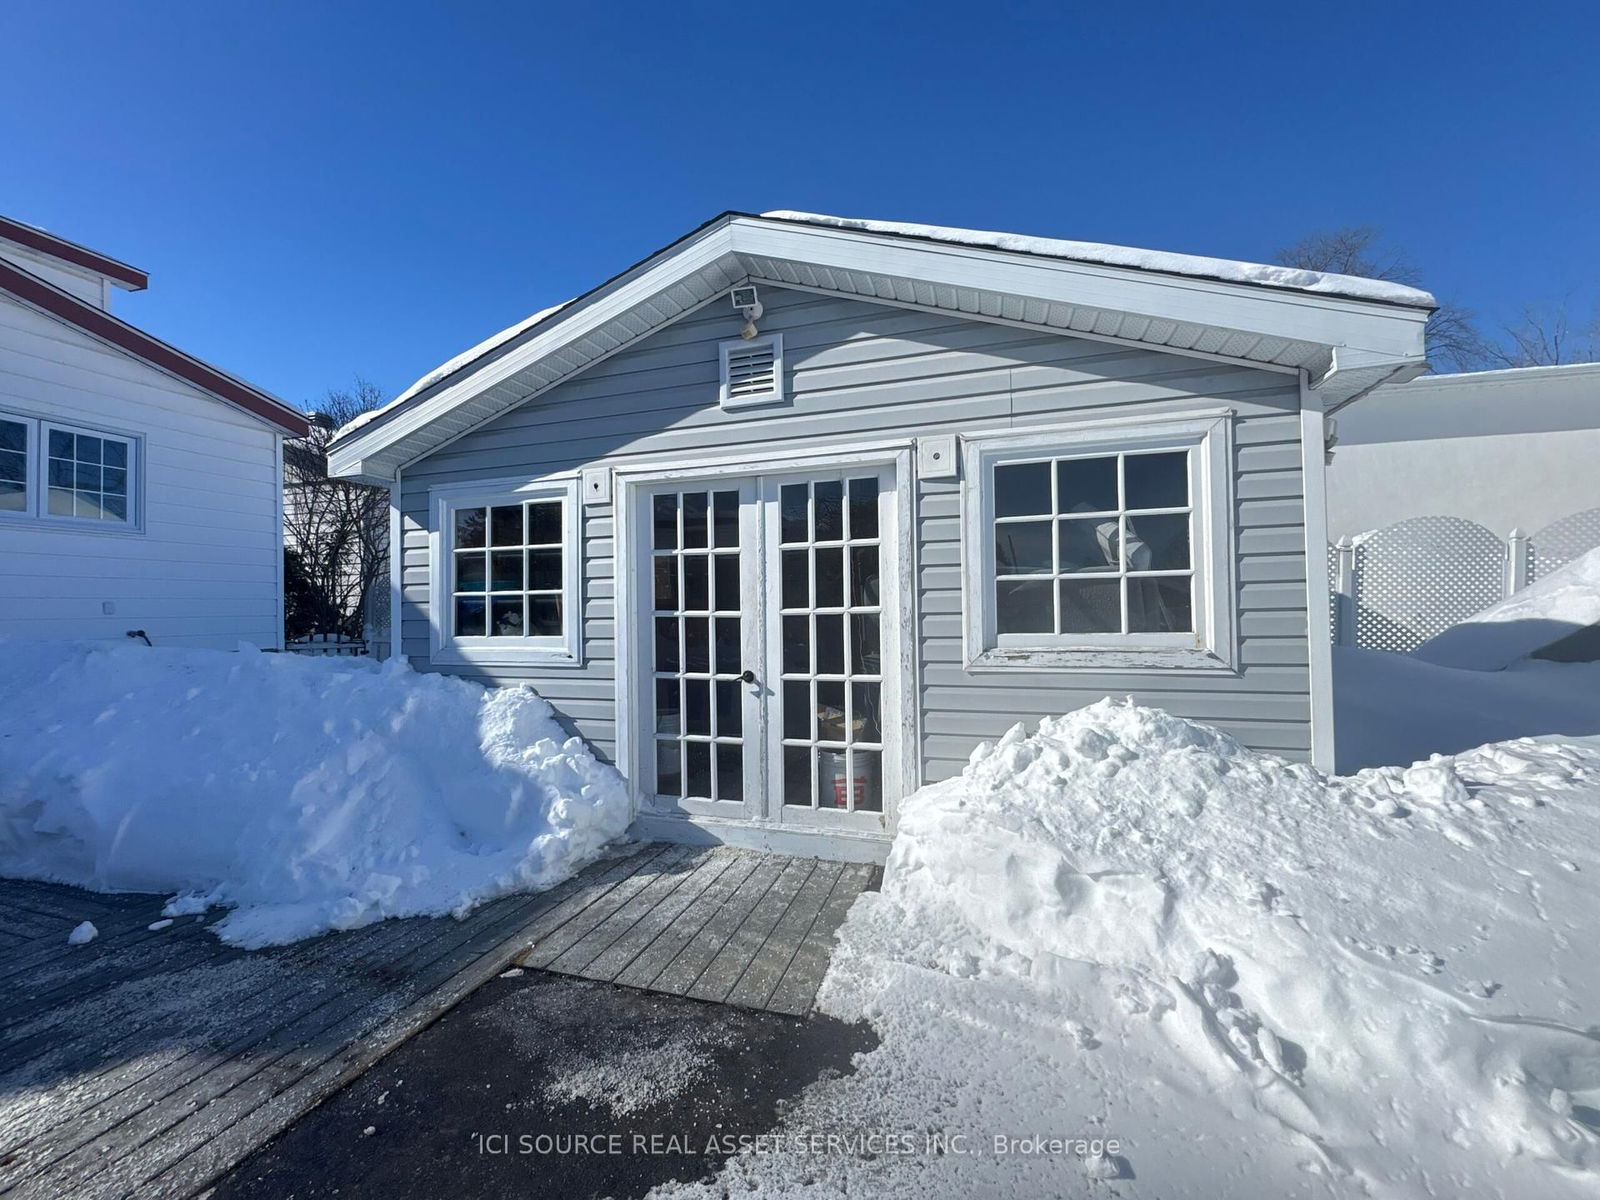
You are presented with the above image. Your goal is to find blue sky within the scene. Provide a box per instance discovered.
[4,2,1597,409]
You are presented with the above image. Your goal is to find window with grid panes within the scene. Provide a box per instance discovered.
[450,498,565,638]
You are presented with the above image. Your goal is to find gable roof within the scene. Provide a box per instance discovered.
[0,256,308,437]
[329,210,1432,484]
[0,215,149,291]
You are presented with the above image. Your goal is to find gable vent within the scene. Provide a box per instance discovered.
[718,334,785,409]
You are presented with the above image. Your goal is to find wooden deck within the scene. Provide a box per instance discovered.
[0,843,877,1200]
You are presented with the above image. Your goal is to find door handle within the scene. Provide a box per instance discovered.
[739,670,757,685]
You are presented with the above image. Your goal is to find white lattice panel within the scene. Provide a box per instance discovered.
[1531,507,1600,581]
[1352,517,1506,652]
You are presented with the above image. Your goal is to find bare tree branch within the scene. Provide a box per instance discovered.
[283,379,389,642]
[1273,226,1492,373]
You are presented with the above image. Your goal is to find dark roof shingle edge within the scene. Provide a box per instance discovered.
[0,258,307,437]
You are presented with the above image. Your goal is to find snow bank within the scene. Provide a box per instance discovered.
[1414,546,1600,671]
[669,702,1600,1198]
[0,640,630,947]
[1336,644,1600,770]
[763,211,1438,307]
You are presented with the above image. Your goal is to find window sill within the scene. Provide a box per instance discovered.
[0,512,144,537]
[964,645,1238,674]
[434,643,583,669]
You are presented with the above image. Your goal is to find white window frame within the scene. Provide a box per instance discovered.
[428,473,583,667]
[960,411,1236,673]
[0,408,142,533]
[717,334,785,410]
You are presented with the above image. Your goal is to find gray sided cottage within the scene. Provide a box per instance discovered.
[329,212,1432,863]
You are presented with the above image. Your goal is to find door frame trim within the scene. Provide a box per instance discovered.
[615,441,919,849]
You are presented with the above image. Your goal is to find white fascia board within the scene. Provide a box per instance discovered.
[328,222,740,481]
[726,219,1431,362]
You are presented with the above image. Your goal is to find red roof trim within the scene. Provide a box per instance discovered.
[0,259,308,437]
[0,216,149,292]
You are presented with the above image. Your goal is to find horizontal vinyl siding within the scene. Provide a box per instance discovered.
[0,296,282,649]
[400,287,1314,769]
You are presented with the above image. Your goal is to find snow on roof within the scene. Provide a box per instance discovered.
[335,301,571,440]
[762,211,1438,309]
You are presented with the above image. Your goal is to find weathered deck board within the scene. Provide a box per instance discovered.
[0,842,879,1200]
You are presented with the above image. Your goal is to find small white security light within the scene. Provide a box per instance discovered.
[731,285,763,340]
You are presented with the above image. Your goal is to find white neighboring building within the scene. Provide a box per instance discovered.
[1327,363,1600,539]
[0,216,307,649]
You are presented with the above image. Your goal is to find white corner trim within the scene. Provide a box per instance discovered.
[1299,384,1337,772]
[959,411,1237,673]
[428,473,584,668]
[388,472,404,662]
[273,433,286,650]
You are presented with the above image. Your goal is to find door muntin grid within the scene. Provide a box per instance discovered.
[777,475,885,814]
[650,487,748,805]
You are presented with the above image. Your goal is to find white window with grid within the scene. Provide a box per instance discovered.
[961,414,1235,670]
[429,476,582,666]
[0,411,139,529]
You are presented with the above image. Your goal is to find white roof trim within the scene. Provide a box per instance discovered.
[329,213,1430,484]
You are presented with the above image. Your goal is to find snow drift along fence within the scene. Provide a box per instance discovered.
[285,633,369,657]
[1330,507,1600,653]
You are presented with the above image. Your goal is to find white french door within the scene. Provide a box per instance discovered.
[632,459,904,837]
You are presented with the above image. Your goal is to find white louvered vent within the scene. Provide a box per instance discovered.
[718,335,785,409]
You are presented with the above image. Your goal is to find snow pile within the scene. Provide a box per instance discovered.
[670,702,1600,1198]
[1336,644,1600,770]
[1414,546,1600,671]
[335,300,571,441]
[763,211,1438,307]
[0,640,630,947]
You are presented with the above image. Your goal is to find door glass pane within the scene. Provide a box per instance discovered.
[849,545,880,607]
[683,493,709,549]
[683,554,709,610]
[813,480,844,540]
[713,490,739,547]
[656,742,682,795]
[714,554,739,612]
[783,615,809,673]
[654,617,679,671]
[715,680,742,737]
[852,750,883,813]
[815,547,844,608]
[654,557,678,610]
[852,681,882,743]
[784,681,811,739]
[714,617,741,674]
[816,614,844,675]
[716,744,743,804]
[780,484,808,543]
[817,680,846,742]
[783,746,811,807]
[781,550,808,609]
[686,742,712,799]
[655,679,681,735]
[685,679,711,736]
[847,477,878,539]
[653,495,678,549]
[851,614,880,674]
[683,617,709,672]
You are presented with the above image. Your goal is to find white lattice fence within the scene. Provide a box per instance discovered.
[1531,507,1600,581]
[1330,507,1600,653]
[1344,517,1508,652]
